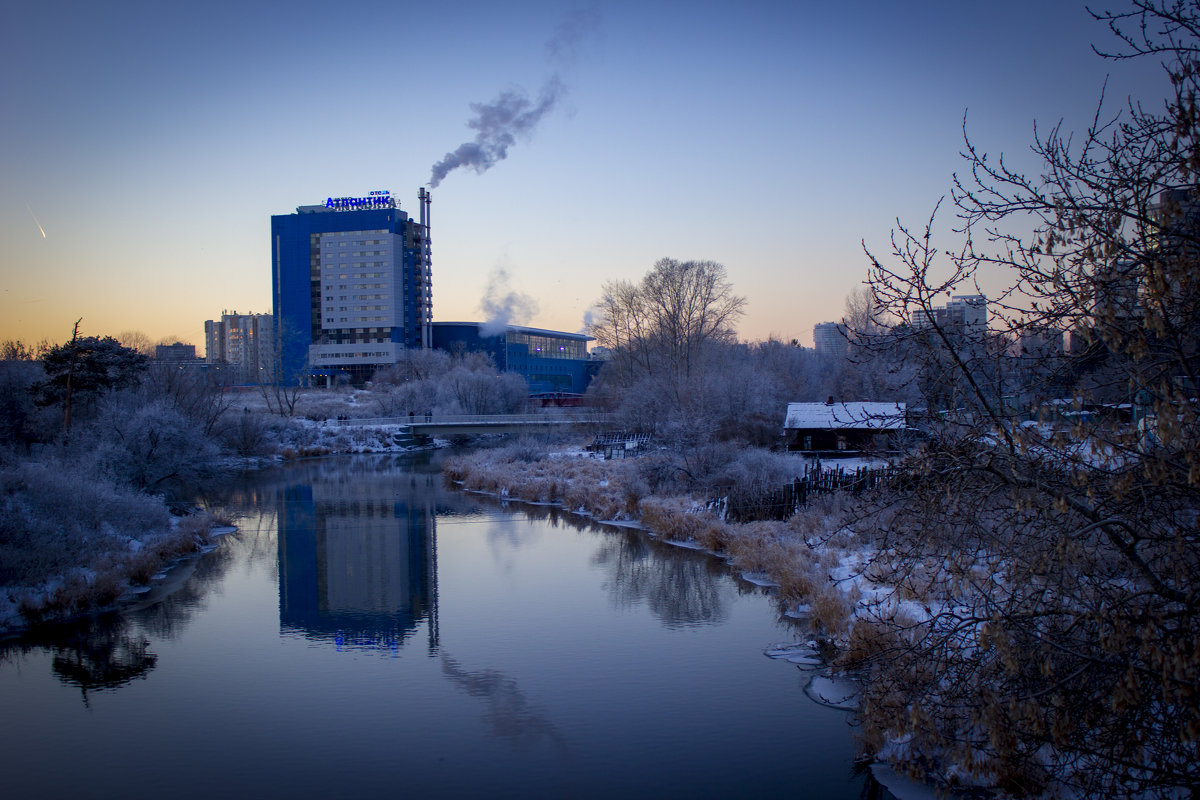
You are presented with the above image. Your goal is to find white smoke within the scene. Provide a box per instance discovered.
[479,268,538,337]
[579,307,599,335]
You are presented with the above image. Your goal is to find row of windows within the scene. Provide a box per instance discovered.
[317,351,391,359]
[327,269,386,279]
[326,315,392,322]
[324,277,390,290]
[324,294,389,302]
[324,252,388,260]
[322,260,385,269]
[507,333,587,360]
[322,326,394,333]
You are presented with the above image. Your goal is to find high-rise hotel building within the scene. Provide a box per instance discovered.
[271,189,432,381]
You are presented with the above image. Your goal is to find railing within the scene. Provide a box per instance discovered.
[331,412,608,427]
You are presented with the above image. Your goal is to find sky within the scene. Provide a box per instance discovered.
[0,0,1170,351]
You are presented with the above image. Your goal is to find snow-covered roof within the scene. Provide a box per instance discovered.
[783,402,906,430]
[431,321,592,341]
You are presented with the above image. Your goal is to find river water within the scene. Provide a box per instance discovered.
[0,453,869,799]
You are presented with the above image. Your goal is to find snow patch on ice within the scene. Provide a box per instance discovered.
[869,764,942,800]
[600,519,647,531]
[764,641,824,667]
[664,538,707,551]
[805,674,859,710]
[740,572,778,588]
[783,603,812,618]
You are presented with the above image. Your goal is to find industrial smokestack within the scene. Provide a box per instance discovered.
[418,187,433,348]
[419,187,431,231]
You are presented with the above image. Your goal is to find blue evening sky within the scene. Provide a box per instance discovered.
[0,0,1168,348]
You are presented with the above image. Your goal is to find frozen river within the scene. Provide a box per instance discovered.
[0,453,870,798]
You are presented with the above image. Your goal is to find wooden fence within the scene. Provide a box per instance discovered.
[587,432,651,460]
[711,462,902,522]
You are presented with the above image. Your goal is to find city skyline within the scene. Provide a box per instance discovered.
[1,1,1167,350]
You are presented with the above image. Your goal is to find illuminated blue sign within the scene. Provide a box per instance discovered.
[326,190,395,211]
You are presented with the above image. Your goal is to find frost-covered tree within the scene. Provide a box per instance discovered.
[591,258,745,384]
[35,324,148,433]
[370,350,528,416]
[83,393,217,491]
[853,3,1200,795]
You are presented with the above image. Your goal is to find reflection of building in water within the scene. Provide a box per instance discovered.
[277,471,438,652]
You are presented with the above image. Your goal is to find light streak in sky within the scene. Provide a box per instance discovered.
[26,203,46,238]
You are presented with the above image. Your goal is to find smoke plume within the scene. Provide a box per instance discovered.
[429,79,563,188]
[580,307,599,335]
[545,7,602,66]
[479,268,538,337]
[428,8,599,188]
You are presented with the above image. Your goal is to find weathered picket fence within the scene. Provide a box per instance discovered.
[711,461,901,522]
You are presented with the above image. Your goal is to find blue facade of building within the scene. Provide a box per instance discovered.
[431,322,593,395]
[271,192,431,382]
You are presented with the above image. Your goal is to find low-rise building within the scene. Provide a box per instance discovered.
[155,342,197,362]
[783,401,906,453]
[430,322,593,395]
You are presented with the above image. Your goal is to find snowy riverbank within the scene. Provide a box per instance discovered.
[443,443,889,644]
[0,501,233,638]
[442,441,1028,799]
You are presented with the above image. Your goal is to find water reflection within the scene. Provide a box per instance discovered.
[0,540,238,706]
[49,621,157,705]
[591,531,731,628]
[276,462,440,653]
[130,537,237,640]
[0,455,875,799]
[441,653,571,756]
[488,498,733,628]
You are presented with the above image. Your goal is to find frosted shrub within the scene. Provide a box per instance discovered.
[679,441,742,486]
[0,461,169,587]
[709,449,802,495]
[637,496,721,543]
[219,409,273,457]
[786,492,852,543]
[497,439,549,464]
[810,585,853,637]
[84,396,216,489]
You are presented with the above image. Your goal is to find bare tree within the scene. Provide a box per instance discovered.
[588,259,746,447]
[590,278,655,384]
[115,330,155,357]
[852,3,1200,796]
[143,362,231,437]
[257,321,305,416]
[1,340,37,361]
[590,258,745,383]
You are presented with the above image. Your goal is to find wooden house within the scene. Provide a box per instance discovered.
[783,401,906,453]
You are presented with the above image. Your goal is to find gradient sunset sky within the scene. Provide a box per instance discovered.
[1,0,1167,351]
